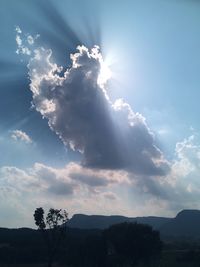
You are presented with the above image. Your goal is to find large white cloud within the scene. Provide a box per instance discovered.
[16,29,170,177]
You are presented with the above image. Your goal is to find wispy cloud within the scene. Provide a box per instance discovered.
[11,130,32,144]
[15,26,39,55]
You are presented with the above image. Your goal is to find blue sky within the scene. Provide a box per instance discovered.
[1,0,200,227]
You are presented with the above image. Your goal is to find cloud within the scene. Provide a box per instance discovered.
[164,136,200,210]
[1,134,200,226]
[11,130,32,144]
[31,163,77,196]
[166,135,200,186]
[15,26,22,34]
[16,32,170,177]
[71,172,112,187]
[67,162,128,187]
[103,191,118,200]
[0,161,124,198]
[0,162,127,227]
[15,27,39,55]
[129,135,200,212]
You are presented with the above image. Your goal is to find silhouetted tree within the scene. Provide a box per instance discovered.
[34,207,68,267]
[103,222,162,267]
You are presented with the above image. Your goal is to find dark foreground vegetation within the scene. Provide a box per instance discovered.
[1,225,200,267]
[1,208,200,267]
[0,222,162,267]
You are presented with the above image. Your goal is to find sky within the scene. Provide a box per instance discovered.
[1,0,200,227]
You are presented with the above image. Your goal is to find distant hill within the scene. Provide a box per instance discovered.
[67,210,200,240]
[66,213,171,230]
[159,209,200,239]
[1,210,200,244]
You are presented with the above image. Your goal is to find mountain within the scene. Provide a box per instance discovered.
[66,213,171,230]
[0,209,200,245]
[159,209,200,239]
[67,210,200,240]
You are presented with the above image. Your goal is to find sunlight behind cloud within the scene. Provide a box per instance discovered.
[98,58,112,87]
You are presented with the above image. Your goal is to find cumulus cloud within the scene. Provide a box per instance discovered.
[11,130,32,144]
[128,135,200,213]
[167,136,200,198]
[164,136,200,211]
[0,161,125,198]
[16,31,169,177]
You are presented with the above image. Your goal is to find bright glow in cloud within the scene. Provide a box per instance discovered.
[98,56,112,87]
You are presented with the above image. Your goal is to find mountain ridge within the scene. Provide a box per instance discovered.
[66,209,200,240]
[67,213,171,230]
